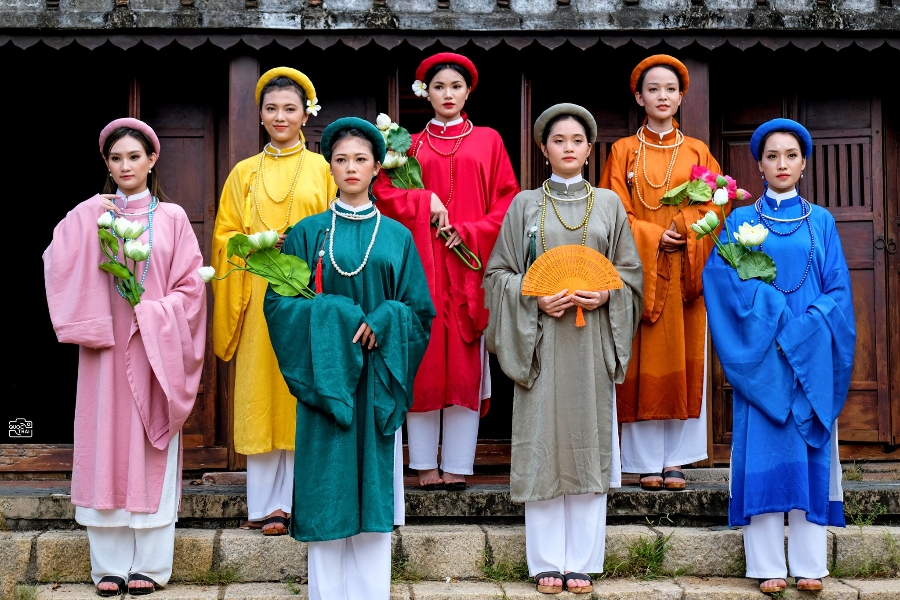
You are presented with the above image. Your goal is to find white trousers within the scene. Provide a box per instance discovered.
[620,328,708,473]
[406,340,490,475]
[524,493,608,576]
[307,531,391,600]
[743,510,828,579]
[246,449,294,521]
[87,521,176,585]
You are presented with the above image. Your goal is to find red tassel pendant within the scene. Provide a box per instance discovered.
[315,251,324,294]
[575,306,586,327]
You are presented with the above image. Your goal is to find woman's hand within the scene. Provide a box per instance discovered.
[352,322,378,350]
[570,290,610,311]
[274,233,287,251]
[430,193,449,236]
[538,289,574,318]
[99,194,122,214]
[441,225,463,249]
[660,221,686,253]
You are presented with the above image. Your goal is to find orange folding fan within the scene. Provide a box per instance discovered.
[522,245,623,327]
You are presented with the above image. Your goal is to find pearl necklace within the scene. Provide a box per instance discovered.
[540,184,594,251]
[633,126,685,211]
[412,119,473,207]
[108,196,157,294]
[254,147,306,232]
[328,201,381,277]
[756,198,815,295]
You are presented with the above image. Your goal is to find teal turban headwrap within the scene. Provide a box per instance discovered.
[320,117,387,164]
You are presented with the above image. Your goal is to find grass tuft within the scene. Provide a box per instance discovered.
[843,462,865,482]
[189,565,241,586]
[390,554,425,584]
[15,586,38,600]
[481,549,530,582]
[845,497,887,527]
[600,530,675,580]
[286,579,305,595]
[831,531,900,579]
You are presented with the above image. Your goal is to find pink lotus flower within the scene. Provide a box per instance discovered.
[724,176,738,200]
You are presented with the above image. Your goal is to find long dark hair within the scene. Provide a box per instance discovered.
[101,127,169,201]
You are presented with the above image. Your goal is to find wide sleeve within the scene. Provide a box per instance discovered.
[453,131,520,265]
[210,164,252,361]
[702,216,797,425]
[263,227,365,430]
[128,208,207,449]
[600,142,670,324]
[483,195,542,388]
[43,196,116,349]
[674,149,726,302]
[775,215,856,448]
[603,198,645,383]
[364,233,436,435]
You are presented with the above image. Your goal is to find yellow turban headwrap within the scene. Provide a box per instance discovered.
[255,67,319,114]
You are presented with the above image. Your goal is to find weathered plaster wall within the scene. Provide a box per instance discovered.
[1,0,897,31]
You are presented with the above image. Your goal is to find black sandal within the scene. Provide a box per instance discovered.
[534,571,564,594]
[444,481,467,491]
[418,480,444,491]
[261,515,289,536]
[758,578,787,595]
[639,473,663,490]
[796,577,823,591]
[563,572,593,594]
[662,469,686,490]
[127,574,158,596]
[96,576,126,597]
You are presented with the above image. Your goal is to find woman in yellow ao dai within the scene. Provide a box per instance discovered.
[211,67,337,533]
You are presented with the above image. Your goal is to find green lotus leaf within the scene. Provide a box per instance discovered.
[736,250,777,284]
[386,126,413,154]
[659,180,689,205]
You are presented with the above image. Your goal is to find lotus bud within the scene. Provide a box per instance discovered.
[734,222,769,248]
[113,217,144,240]
[376,113,392,131]
[97,212,114,229]
[248,230,279,250]
[198,266,216,282]
[736,188,752,201]
[703,211,720,231]
[388,122,399,131]
[383,150,403,169]
[691,215,711,237]
[715,175,728,189]
[124,239,151,262]
[712,188,729,206]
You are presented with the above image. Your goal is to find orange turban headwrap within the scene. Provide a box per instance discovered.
[630,55,690,95]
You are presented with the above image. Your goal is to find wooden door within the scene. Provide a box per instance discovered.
[710,58,892,456]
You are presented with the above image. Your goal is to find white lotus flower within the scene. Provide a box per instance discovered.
[691,211,720,237]
[113,216,144,240]
[306,98,321,116]
[248,229,279,250]
[376,113,392,131]
[712,188,729,206]
[198,266,216,282]
[733,222,769,248]
[382,150,407,169]
[412,80,428,98]
[97,212,114,229]
[124,239,151,262]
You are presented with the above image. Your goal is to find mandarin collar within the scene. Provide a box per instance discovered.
[266,140,305,156]
[646,125,675,140]
[335,199,374,213]
[115,188,152,210]
[547,178,589,196]
[764,188,800,209]
[427,113,468,135]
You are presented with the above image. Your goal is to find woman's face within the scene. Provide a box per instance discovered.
[541,118,592,180]
[427,68,469,122]
[260,88,308,147]
[331,137,380,197]
[107,135,156,195]
[635,66,683,124]
[758,132,807,193]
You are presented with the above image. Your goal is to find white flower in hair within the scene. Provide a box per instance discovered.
[412,80,428,98]
[306,98,321,116]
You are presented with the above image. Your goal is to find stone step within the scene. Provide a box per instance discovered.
[14,578,900,600]
[2,481,897,530]
[3,523,898,595]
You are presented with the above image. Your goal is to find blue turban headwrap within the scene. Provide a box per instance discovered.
[750,118,813,161]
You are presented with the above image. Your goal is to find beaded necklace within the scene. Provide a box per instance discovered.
[254,144,307,232]
[540,181,595,252]
[108,196,157,297]
[755,196,815,295]
[411,119,474,208]
[328,200,381,277]
[633,126,685,211]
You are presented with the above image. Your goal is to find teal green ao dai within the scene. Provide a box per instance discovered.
[263,204,434,542]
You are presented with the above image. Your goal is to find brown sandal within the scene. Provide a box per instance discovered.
[662,469,686,490]
[261,515,289,536]
[564,572,593,594]
[534,571,564,594]
[758,578,787,595]
[639,473,663,490]
[796,577,823,591]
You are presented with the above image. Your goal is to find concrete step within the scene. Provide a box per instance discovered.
[3,523,898,594]
[13,578,900,600]
[2,481,897,530]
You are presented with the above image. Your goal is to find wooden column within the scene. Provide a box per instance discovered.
[680,57,715,468]
[128,78,140,119]
[222,55,261,471]
[388,67,400,122]
[520,70,533,190]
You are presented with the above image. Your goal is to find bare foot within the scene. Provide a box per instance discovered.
[128,579,154,590]
[759,578,787,593]
[418,468,443,487]
[443,472,466,485]
[97,581,121,592]
[640,474,663,485]
[536,574,563,589]
[797,578,823,590]
[564,571,591,590]
[262,509,288,532]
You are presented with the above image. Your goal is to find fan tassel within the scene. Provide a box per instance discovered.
[575,306,586,327]
[315,256,323,294]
